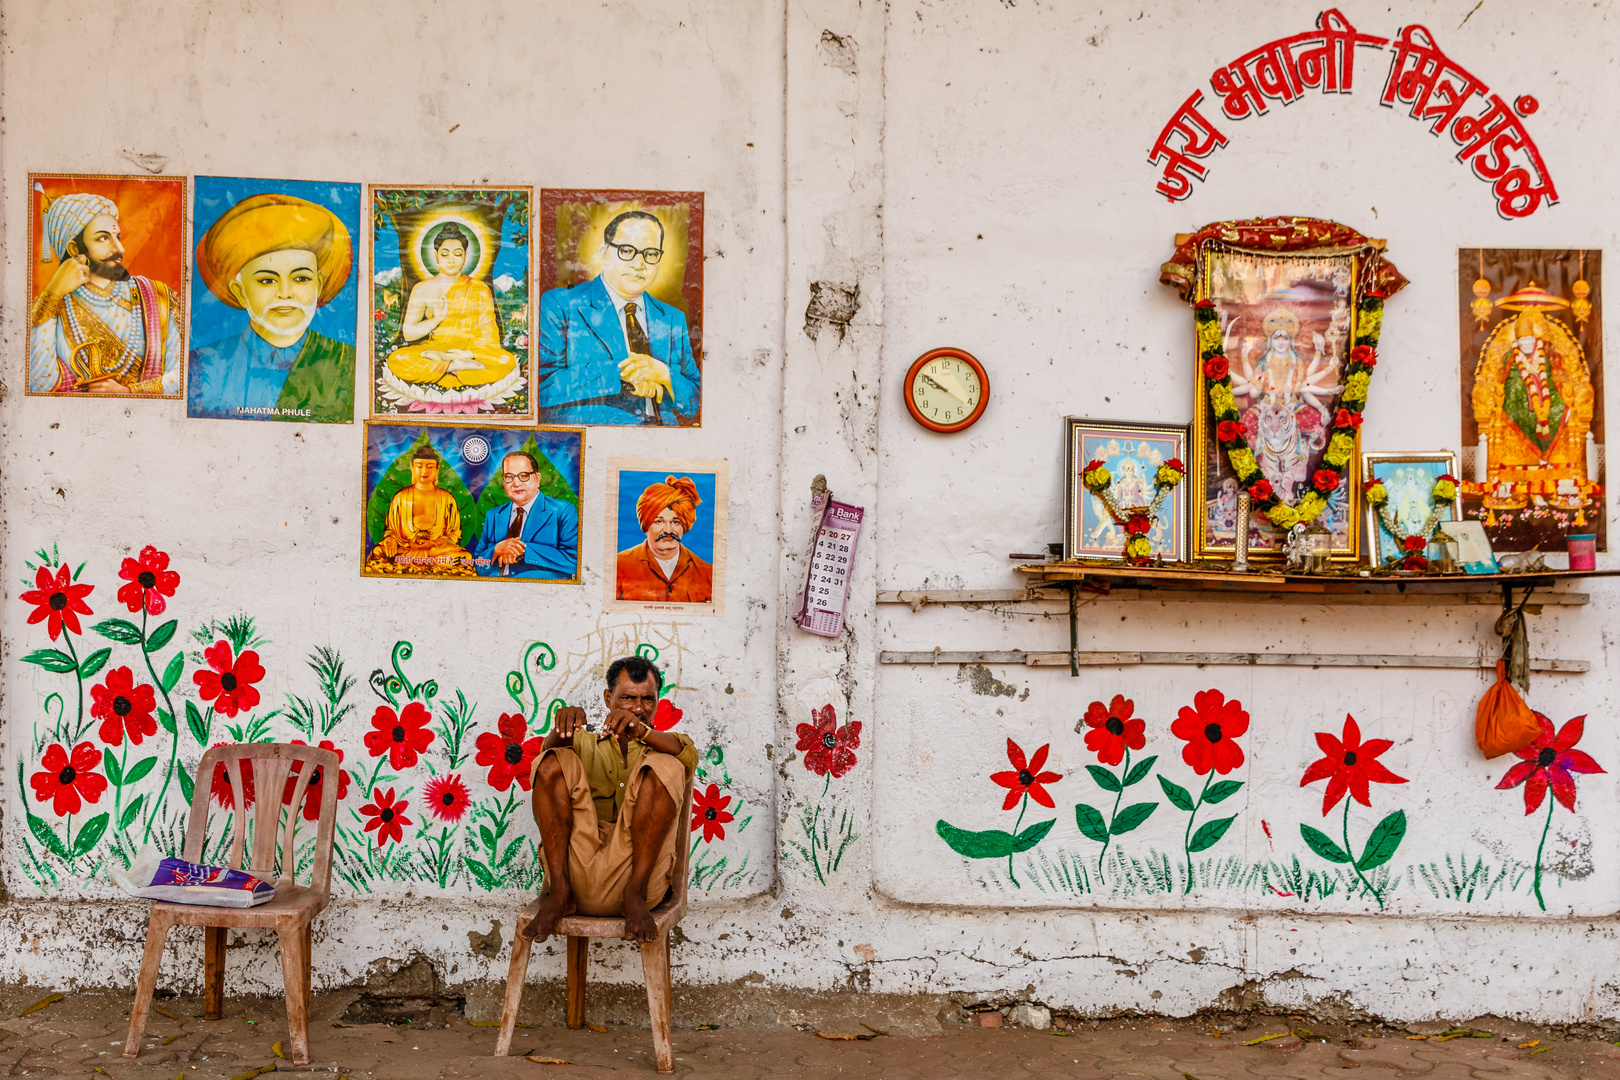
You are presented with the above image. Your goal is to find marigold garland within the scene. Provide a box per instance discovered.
[1082,457,1185,565]
[1196,298,1384,530]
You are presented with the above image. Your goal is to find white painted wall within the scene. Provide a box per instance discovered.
[5,0,1620,1022]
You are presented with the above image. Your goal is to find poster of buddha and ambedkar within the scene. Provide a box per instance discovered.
[362,422,582,583]
[1458,250,1604,552]
[369,185,534,420]
[537,189,704,427]
[27,173,187,399]
[187,176,361,423]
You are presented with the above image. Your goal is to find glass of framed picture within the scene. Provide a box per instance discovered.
[1064,418,1189,561]
[1361,450,1460,566]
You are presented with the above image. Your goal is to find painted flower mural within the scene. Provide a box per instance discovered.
[692,783,734,843]
[21,564,94,641]
[1298,714,1408,909]
[31,742,107,817]
[361,787,411,847]
[194,640,265,718]
[92,667,158,747]
[786,704,862,884]
[797,704,861,779]
[115,545,180,616]
[937,738,1061,887]
[474,712,542,792]
[365,701,435,770]
[1161,689,1248,894]
[1074,694,1159,882]
[1496,713,1605,910]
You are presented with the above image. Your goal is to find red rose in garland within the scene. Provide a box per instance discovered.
[1312,469,1339,492]
[91,666,158,747]
[1216,420,1240,441]
[1246,478,1273,502]
[282,740,349,822]
[30,742,107,817]
[193,640,264,717]
[1351,344,1376,366]
[365,701,435,770]
[116,545,181,616]
[1333,408,1363,429]
[474,712,543,791]
[1124,513,1151,536]
[1203,357,1229,380]
[796,704,861,780]
[360,787,411,847]
[423,774,472,823]
[1080,695,1146,767]
[20,564,94,641]
[691,783,735,843]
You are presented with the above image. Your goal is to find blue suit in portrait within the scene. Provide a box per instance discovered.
[469,493,581,579]
[535,276,701,426]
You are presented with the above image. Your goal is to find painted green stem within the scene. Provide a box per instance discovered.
[1182,772,1213,895]
[61,632,87,742]
[1009,795,1028,887]
[1097,750,1130,884]
[1343,796,1383,908]
[140,603,184,843]
[1532,795,1555,911]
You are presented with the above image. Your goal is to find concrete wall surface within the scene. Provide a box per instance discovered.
[3,0,1618,1022]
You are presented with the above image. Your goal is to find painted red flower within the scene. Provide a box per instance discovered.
[474,711,542,791]
[1170,689,1249,776]
[1203,356,1230,381]
[1081,695,1146,767]
[115,545,181,616]
[990,739,1062,810]
[691,783,735,843]
[1312,468,1340,492]
[424,774,471,823]
[1124,513,1151,536]
[91,666,158,747]
[282,740,349,822]
[360,787,411,846]
[651,698,683,731]
[193,640,264,717]
[1247,478,1274,502]
[365,701,435,769]
[1333,408,1363,430]
[210,744,254,808]
[1496,714,1604,815]
[796,705,861,779]
[1299,714,1407,815]
[20,564,94,641]
[29,742,107,817]
[1351,344,1377,367]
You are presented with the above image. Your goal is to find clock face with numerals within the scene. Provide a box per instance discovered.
[904,348,989,433]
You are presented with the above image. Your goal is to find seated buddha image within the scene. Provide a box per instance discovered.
[368,447,475,574]
[384,223,517,392]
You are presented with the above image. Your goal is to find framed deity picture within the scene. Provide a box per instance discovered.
[368,185,534,420]
[1361,451,1459,567]
[1063,418,1189,561]
[603,458,727,616]
[362,422,583,583]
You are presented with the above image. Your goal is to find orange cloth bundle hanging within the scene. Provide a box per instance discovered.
[1476,659,1540,759]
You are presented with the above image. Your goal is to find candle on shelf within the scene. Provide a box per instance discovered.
[1476,435,1489,483]
[1585,431,1599,484]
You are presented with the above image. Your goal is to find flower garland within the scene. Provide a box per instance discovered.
[1082,457,1185,564]
[1364,473,1457,571]
[1196,296,1385,531]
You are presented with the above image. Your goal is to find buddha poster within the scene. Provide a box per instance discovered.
[362,421,583,583]
[188,176,361,423]
[369,185,534,419]
[537,189,704,427]
[26,173,187,399]
[1458,250,1604,552]
[603,458,727,616]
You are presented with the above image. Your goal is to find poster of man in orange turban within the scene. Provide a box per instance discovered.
[605,460,727,615]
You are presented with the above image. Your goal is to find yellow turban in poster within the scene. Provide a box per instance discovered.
[196,193,352,308]
[636,476,702,533]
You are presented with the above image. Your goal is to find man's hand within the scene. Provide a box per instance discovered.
[620,353,673,402]
[492,538,526,566]
[601,707,647,743]
[45,255,91,298]
[541,704,587,751]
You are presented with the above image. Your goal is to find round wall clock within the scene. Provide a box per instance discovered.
[904,347,989,433]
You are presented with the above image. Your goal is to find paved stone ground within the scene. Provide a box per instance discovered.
[8,988,1620,1079]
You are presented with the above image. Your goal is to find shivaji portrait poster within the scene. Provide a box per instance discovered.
[27,173,187,399]
[1458,250,1604,552]
[188,176,361,424]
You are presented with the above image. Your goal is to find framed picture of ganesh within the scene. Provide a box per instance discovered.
[1164,218,1410,563]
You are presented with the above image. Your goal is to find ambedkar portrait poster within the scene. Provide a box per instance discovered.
[27,173,187,399]
[362,421,583,583]
[369,185,534,420]
[603,457,727,616]
[538,190,704,428]
[188,176,361,423]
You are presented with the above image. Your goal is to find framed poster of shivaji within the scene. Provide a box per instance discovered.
[1458,250,1604,552]
[1160,217,1409,562]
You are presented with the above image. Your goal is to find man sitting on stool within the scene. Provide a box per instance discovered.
[522,656,696,943]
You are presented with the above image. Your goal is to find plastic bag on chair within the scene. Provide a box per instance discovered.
[111,847,275,907]
[1475,659,1540,759]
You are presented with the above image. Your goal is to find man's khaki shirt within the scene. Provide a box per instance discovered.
[567,729,698,823]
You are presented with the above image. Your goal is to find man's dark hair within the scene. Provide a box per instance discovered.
[606,655,663,693]
[603,210,665,248]
[433,222,470,252]
[503,450,538,473]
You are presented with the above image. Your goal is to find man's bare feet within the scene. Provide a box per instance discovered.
[622,890,658,942]
[521,886,577,940]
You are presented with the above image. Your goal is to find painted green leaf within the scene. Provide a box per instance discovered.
[935,820,1017,859]
[1012,818,1056,851]
[145,620,178,654]
[1203,779,1244,805]
[1110,801,1158,836]
[21,649,77,674]
[103,749,123,787]
[1300,823,1352,864]
[28,812,70,860]
[125,757,158,786]
[177,768,195,805]
[1158,775,1195,812]
[78,648,112,681]
[120,795,145,831]
[479,824,497,851]
[71,814,109,858]
[161,652,185,694]
[1356,810,1407,871]
[1075,804,1110,844]
[1123,755,1158,787]
[91,618,144,645]
[1085,765,1122,793]
[156,708,176,735]
[1187,814,1238,853]
[186,700,209,745]
[464,857,498,890]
